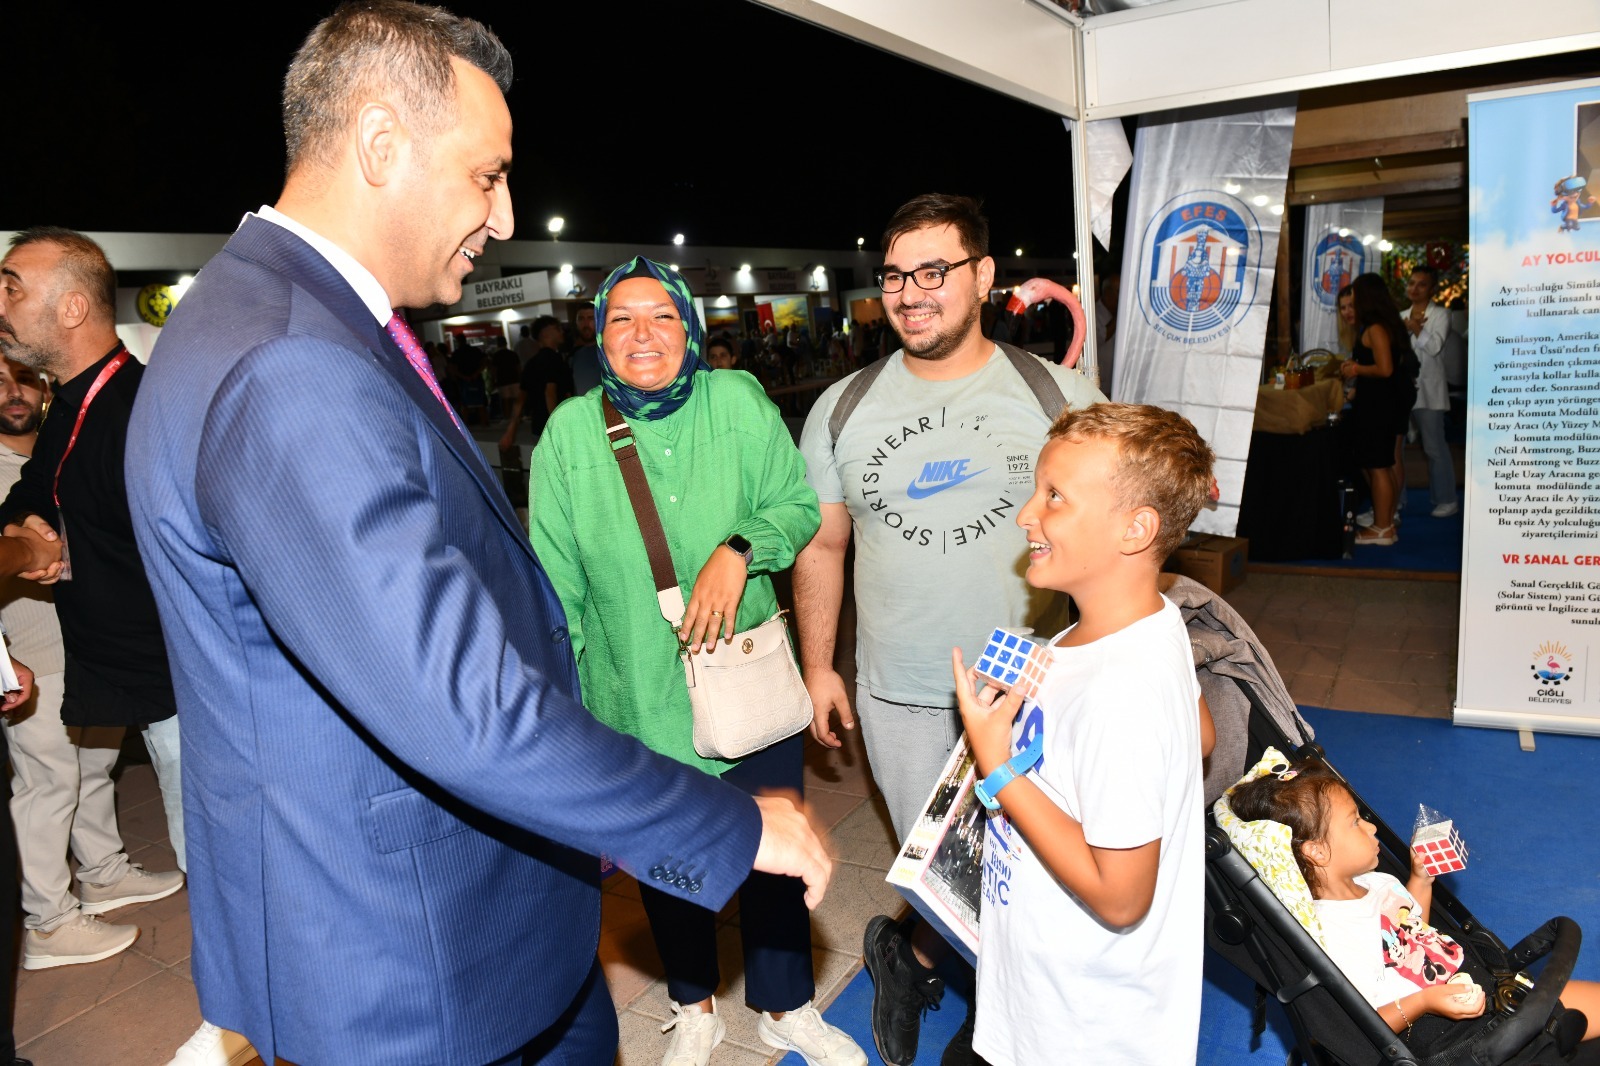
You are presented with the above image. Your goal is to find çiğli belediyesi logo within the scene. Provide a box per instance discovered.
[1531,640,1574,699]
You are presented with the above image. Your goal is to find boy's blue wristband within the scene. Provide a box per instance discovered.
[974,731,1045,811]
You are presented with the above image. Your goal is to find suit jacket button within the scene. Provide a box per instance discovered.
[688,880,702,893]
[552,626,569,643]
[648,865,665,881]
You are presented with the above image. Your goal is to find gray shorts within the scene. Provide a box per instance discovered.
[854,686,962,846]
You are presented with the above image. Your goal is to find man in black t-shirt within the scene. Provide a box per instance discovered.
[498,315,571,452]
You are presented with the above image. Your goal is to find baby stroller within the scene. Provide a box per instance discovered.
[1165,576,1591,1066]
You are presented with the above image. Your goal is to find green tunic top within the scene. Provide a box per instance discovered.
[529,370,821,776]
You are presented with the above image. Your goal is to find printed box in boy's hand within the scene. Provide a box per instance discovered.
[886,736,983,960]
[1411,806,1468,876]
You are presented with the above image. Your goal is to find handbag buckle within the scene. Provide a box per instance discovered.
[741,637,754,654]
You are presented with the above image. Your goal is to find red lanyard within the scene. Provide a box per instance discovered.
[53,349,130,510]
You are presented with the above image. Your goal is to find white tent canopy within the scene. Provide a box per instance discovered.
[754,0,1600,380]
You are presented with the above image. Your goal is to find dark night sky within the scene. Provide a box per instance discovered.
[8,1,1082,257]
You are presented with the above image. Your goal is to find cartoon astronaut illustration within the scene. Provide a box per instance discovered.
[1552,175,1596,233]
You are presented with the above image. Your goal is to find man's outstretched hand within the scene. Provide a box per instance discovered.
[1,515,63,582]
[752,792,834,909]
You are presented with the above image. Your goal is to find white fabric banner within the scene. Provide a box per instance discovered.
[1112,100,1296,536]
[1299,199,1384,356]
[1063,117,1134,251]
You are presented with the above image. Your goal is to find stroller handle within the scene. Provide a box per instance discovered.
[1457,916,1580,1066]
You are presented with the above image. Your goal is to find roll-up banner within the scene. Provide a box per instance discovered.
[1458,78,1600,736]
[1112,100,1296,536]
[1299,199,1385,356]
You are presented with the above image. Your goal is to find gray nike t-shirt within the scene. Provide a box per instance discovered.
[800,345,1105,706]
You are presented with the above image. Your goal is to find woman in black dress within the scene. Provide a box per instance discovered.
[1341,273,1416,546]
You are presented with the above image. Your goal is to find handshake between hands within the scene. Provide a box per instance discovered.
[4,514,65,584]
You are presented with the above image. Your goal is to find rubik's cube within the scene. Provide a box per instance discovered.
[973,628,1049,701]
[1411,817,1468,876]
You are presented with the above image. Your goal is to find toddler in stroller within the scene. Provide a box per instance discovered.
[1163,574,1597,1065]
[1230,755,1600,1044]
[1215,747,1600,1065]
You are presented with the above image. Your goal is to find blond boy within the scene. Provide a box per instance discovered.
[953,402,1215,1065]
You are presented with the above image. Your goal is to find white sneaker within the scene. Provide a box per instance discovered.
[758,1000,868,1066]
[166,1021,257,1066]
[1431,502,1460,518]
[660,998,725,1066]
[21,912,137,970]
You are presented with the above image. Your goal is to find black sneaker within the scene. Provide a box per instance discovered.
[863,914,944,1065]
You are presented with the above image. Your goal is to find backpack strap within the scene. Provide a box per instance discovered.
[996,341,1069,420]
[827,356,893,447]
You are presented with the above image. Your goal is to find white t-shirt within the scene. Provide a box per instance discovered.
[973,598,1204,1066]
[1314,871,1465,1008]
[798,346,1105,706]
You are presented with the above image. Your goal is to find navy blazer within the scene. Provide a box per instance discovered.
[125,217,763,1066]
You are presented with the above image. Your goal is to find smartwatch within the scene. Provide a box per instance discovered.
[722,534,754,566]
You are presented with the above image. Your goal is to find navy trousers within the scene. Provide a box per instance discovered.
[637,733,814,1012]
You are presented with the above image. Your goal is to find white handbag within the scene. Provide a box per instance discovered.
[601,396,813,760]
[683,611,813,759]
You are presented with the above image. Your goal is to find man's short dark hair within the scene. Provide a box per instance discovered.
[530,315,561,339]
[1410,264,1439,288]
[283,0,513,174]
[7,226,116,319]
[881,193,990,259]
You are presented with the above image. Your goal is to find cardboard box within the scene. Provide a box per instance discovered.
[1166,534,1248,595]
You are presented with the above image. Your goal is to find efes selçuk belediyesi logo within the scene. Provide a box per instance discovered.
[1137,190,1261,345]
[1311,231,1363,309]
[1531,640,1574,700]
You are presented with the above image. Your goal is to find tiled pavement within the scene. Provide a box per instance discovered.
[9,570,1462,1064]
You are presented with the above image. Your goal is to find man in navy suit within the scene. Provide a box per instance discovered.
[124,3,832,1064]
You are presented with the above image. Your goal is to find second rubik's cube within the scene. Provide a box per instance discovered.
[973,628,1049,701]
[1411,818,1468,876]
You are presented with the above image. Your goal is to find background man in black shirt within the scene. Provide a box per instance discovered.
[0,228,187,898]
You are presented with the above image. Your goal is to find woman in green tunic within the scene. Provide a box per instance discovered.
[529,258,865,1066]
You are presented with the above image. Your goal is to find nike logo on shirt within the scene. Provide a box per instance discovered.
[906,459,989,499]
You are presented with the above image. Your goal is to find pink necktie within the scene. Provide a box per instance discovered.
[386,313,469,438]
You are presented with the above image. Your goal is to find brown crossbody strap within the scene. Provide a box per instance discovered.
[600,395,686,621]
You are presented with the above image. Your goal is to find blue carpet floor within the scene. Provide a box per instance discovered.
[789,707,1600,1065]
[1252,488,1463,574]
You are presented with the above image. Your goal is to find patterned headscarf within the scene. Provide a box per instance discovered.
[593,256,708,420]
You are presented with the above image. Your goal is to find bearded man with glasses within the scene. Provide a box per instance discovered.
[795,193,1105,1065]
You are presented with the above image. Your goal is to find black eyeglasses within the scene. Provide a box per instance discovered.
[874,256,979,294]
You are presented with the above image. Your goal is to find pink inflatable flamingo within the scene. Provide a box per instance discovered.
[1005,278,1086,369]
[1004,279,1223,503]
